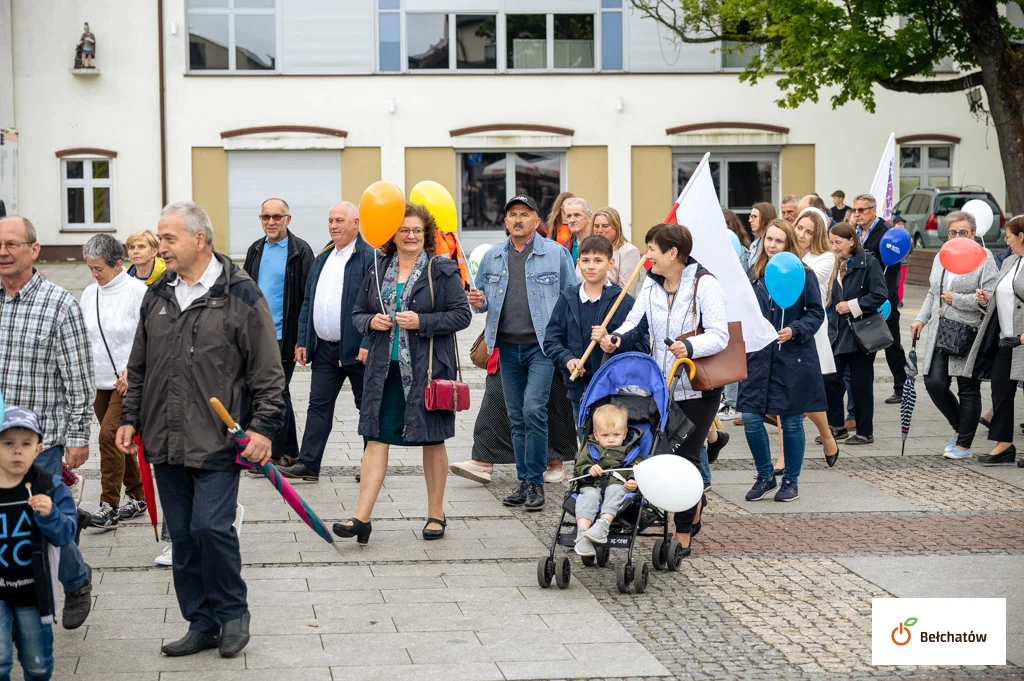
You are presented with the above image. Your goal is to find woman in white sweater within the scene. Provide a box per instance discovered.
[80,235,148,529]
[592,207,644,296]
[597,224,730,558]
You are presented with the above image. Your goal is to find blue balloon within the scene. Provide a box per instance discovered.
[880,227,912,266]
[879,299,892,320]
[765,252,806,309]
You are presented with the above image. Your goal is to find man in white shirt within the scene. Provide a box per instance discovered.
[279,202,375,482]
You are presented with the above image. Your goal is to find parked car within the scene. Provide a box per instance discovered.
[893,187,1005,249]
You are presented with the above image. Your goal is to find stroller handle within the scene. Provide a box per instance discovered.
[667,358,696,393]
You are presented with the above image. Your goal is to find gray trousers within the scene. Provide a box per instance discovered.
[575,484,630,523]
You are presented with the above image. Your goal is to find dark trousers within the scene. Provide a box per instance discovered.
[827,352,875,436]
[274,339,298,461]
[298,338,365,474]
[924,349,982,449]
[884,304,908,392]
[673,388,722,532]
[154,464,246,633]
[989,347,1018,443]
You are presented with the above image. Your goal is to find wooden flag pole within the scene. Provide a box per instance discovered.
[569,254,648,382]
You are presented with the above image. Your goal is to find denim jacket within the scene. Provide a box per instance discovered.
[473,235,577,353]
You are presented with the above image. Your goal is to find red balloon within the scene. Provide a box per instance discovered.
[938,238,987,275]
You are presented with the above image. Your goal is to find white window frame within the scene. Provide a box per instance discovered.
[186,0,280,74]
[455,149,567,234]
[61,157,115,233]
[898,144,955,192]
[673,148,780,212]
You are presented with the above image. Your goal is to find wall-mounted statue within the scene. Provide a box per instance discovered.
[74,23,96,69]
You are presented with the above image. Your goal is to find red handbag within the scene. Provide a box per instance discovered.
[423,258,471,412]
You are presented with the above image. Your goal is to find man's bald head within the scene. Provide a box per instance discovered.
[328,201,360,250]
[797,194,828,217]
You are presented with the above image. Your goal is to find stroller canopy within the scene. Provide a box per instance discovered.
[578,352,671,432]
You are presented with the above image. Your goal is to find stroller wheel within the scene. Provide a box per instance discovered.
[581,554,596,567]
[555,556,572,589]
[537,556,554,588]
[634,561,650,594]
[595,546,610,567]
[667,541,684,571]
[616,562,631,594]
[652,539,667,571]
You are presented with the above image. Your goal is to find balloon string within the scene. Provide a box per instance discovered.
[374,258,385,315]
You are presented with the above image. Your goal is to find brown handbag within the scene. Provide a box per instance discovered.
[676,273,747,391]
[469,332,489,369]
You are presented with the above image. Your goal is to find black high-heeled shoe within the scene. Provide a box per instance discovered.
[333,517,372,544]
[422,516,446,541]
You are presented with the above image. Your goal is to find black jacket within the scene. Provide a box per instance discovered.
[297,235,376,367]
[861,219,901,303]
[243,231,314,363]
[353,254,472,443]
[828,249,889,356]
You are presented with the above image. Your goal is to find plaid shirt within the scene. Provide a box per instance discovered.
[0,271,94,448]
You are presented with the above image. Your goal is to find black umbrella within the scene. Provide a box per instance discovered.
[900,337,919,456]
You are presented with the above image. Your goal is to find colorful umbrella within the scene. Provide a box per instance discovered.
[209,398,334,544]
[900,337,919,456]
[134,435,160,541]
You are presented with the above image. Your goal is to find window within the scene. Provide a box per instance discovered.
[506,14,595,70]
[62,159,113,231]
[408,14,450,70]
[899,144,953,196]
[554,15,594,68]
[507,14,547,69]
[673,151,778,225]
[459,151,564,231]
[188,0,276,72]
[456,15,497,69]
[601,1,623,70]
[722,41,759,69]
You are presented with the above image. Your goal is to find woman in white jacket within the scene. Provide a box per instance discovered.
[597,224,730,558]
[592,207,644,296]
[80,235,148,529]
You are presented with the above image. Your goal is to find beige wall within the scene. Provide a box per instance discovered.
[781,144,816,199]
[566,146,608,212]
[630,146,672,249]
[341,147,382,206]
[191,147,229,254]
[404,148,457,197]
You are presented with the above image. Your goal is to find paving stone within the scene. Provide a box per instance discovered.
[406,642,575,664]
[160,671,333,681]
[328,662,504,681]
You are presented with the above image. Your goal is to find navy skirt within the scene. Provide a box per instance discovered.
[368,361,441,447]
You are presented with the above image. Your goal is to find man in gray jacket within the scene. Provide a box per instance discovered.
[117,201,285,659]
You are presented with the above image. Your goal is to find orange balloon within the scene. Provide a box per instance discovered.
[359,181,406,248]
[938,237,987,275]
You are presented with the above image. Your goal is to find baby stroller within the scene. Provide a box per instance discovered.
[537,352,698,594]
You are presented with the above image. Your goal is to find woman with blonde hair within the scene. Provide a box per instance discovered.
[591,207,643,296]
[547,191,575,251]
[125,229,166,285]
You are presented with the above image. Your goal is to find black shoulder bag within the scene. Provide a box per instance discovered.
[844,263,893,354]
[95,289,121,381]
[934,270,979,357]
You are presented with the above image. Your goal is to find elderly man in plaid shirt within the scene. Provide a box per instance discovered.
[0,216,95,629]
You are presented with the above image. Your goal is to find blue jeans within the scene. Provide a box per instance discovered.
[0,603,53,681]
[742,412,805,483]
[723,382,738,408]
[498,342,555,485]
[34,447,89,593]
[699,444,711,485]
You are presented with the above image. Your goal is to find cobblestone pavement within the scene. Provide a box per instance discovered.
[30,263,1024,680]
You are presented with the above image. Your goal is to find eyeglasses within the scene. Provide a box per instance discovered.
[948,229,974,238]
[852,207,874,213]
[0,241,34,252]
[259,214,290,223]
[397,228,425,236]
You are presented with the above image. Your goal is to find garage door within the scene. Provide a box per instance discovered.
[227,150,341,258]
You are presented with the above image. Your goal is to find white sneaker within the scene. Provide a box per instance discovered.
[449,461,492,484]
[69,474,85,507]
[719,406,739,420]
[543,467,566,484]
[574,535,596,557]
[233,503,244,538]
[154,544,172,567]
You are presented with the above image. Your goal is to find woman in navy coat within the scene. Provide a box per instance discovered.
[737,220,826,503]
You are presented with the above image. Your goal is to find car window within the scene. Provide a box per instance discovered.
[936,192,1001,217]
[907,194,930,215]
[893,195,913,215]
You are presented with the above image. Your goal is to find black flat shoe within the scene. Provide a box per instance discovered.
[333,517,372,544]
[422,516,446,540]
[844,435,874,445]
[978,446,1016,465]
[218,611,250,658]
[815,428,848,444]
[161,630,219,657]
[773,467,784,477]
[980,417,991,428]
[707,431,729,464]
[884,392,903,404]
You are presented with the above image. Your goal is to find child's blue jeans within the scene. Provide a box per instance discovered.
[0,602,53,681]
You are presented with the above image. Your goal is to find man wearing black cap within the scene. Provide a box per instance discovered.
[467,195,576,510]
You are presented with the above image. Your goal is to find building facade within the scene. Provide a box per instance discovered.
[1,0,1008,258]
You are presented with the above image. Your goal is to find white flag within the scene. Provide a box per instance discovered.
[869,133,896,221]
[672,153,777,353]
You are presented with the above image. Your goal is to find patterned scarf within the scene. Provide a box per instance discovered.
[379,250,428,397]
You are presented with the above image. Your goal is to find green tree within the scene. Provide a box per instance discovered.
[629,0,1024,212]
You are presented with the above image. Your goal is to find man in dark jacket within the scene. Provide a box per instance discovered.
[854,193,908,403]
[278,202,374,482]
[243,198,314,465]
[117,201,285,660]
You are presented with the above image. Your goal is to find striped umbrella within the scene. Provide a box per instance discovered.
[209,398,334,544]
[900,338,919,456]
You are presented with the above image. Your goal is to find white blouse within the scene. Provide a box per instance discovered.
[80,270,147,390]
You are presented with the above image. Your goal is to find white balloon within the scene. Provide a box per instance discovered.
[468,244,493,277]
[632,455,704,512]
[962,199,995,238]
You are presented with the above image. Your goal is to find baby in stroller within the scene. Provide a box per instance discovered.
[573,404,642,557]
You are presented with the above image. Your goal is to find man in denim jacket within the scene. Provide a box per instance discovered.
[467,195,576,511]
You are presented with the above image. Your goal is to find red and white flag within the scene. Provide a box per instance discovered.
[664,152,778,353]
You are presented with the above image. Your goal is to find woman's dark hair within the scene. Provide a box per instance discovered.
[1007,215,1024,237]
[546,191,575,235]
[382,203,438,256]
[578,234,614,259]
[829,222,861,255]
[722,208,751,248]
[651,224,693,261]
[644,224,664,244]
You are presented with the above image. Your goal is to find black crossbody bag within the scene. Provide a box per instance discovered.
[95,289,121,381]
[934,270,979,357]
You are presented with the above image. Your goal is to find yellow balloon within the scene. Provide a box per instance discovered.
[410,181,458,233]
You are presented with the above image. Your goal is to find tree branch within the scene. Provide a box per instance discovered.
[878,70,984,93]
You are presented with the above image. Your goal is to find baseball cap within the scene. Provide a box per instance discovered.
[0,407,42,436]
[503,195,539,214]
[892,214,906,225]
